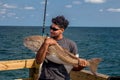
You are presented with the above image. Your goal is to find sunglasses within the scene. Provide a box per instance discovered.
[50,26,60,31]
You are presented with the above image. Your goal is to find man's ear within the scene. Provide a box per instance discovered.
[61,28,64,33]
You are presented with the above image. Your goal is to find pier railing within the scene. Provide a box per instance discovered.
[0,59,109,80]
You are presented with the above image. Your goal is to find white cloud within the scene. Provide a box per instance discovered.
[46,13,49,16]
[65,5,72,8]
[3,3,17,9]
[72,1,81,5]
[7,13,16,17]
[15,16,19,19]
[0,2,2,5]
[24,6,35,10]
[107,8,120,12]
[85,0,106,4]
[0,9,6,14]
[2,16,6,18]
[40,1,46,5]
[99,9,103,12]
[40,1,49,5]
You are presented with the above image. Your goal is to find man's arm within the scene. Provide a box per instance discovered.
[72,54,86,71]
[35,37,57,64]
[35,40,49,64]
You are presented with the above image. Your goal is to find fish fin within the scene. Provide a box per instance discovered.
[88,58,102,76]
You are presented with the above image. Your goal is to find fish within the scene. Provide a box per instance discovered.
[23,35,102,75]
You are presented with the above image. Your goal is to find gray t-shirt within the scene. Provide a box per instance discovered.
[39,37,78,80]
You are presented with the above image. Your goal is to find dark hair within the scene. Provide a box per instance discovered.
[52,15,69,30]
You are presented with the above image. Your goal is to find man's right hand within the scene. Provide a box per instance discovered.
[44,37,57,46]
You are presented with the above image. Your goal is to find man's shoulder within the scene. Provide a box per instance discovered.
[63,37,76,44]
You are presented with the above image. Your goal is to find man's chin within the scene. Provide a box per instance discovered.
[50,35,56,37]
[50,36,57,39]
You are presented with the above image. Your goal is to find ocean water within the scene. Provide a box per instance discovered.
[0,26,120,79]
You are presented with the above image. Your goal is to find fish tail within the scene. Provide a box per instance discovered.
[87,58,102,76]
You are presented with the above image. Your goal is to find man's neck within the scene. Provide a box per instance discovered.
[53,35,63,40]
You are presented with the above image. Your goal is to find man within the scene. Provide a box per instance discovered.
[36,15,88,80]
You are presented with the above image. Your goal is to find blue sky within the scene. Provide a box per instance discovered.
[0,0,120,27]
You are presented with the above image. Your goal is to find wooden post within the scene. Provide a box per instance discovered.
[28,60,42,80]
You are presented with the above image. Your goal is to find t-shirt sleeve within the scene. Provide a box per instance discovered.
[69,40,78,56]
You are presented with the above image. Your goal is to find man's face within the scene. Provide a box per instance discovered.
[50,23,63,38]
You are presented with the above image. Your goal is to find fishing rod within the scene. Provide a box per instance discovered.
[42,0,47,36]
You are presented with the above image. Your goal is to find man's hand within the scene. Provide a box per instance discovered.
[44,37,57,46]
[72,65,85,71]
[78,59,88,67]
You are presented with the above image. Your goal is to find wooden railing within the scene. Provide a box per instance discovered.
[0,59,109,80]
